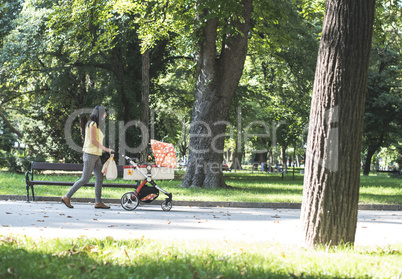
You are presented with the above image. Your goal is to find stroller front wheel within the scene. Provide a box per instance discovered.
[161,199,172,211]
[121,192,139,211]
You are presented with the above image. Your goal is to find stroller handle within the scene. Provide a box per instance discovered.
[111,151,134,162]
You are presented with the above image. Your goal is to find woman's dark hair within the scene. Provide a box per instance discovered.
[87,106,106,128]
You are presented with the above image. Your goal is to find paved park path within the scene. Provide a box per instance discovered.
[1,200,401,246]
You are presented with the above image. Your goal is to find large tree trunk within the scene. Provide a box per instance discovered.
[301,0,376,247]
[180,0,252,188]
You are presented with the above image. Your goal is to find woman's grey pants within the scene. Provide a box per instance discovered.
[66,153,103,203]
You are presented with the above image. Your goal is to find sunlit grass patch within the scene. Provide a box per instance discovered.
[1,235,401,278]
[1,171,400,204]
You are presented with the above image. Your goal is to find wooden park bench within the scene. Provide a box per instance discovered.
[25,161,137,202]
[376,169,399,174]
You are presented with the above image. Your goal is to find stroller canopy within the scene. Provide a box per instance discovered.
[151,140,177,168]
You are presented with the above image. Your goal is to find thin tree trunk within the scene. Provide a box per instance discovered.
[363,147,375,176]
[141,49,150,163]
[281,146,287,171]
[363,134,384,175]
[231,138,243,171]
[301,0,376,247]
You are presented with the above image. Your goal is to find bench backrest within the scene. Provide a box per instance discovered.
[32,162,84,171]
[31,162,124,172]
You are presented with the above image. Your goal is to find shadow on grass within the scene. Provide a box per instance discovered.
[0,242,379,279]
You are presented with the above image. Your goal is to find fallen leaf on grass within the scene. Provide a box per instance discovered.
[82,245,100,253]
[54,248,80,257]
[1,236,17,243]
[124,249,130,260]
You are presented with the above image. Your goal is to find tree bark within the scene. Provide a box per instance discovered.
[180,0,252,188]
[141,49,150,163]
[301,0,376,247]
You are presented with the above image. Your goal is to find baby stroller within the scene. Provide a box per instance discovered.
[119,140,176,211]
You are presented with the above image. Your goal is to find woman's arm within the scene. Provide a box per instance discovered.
[90,125,113,153]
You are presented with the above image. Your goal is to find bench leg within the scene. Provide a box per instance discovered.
[31,186,35,201]
[26,184,30,203]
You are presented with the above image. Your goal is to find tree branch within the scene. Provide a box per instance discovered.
[0,109,23,138]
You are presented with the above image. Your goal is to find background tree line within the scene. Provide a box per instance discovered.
[0,0,400,176]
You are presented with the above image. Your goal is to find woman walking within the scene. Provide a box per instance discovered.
[61,106,113,209]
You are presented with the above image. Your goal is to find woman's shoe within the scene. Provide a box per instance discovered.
[94,202,111,209]
[61,196,73,208]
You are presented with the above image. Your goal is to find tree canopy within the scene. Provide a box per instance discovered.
[0,0,400,179]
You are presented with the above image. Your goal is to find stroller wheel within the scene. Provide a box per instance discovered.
[121,192,139,211]
[161,199,172,211]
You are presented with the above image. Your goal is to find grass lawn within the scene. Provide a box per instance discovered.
[1,172,401,278]
[1,235,401,279]
[0,170,401,204]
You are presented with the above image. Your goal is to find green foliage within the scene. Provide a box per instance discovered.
[365,48,402,147]
[0,116,16,153]
[1,0,399,172]
[0,0,23,45]
[3,150,46,173]
[362,0,402,173]
[48,0,119,61]
[0,0,172,161]
[151,59,195,151]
